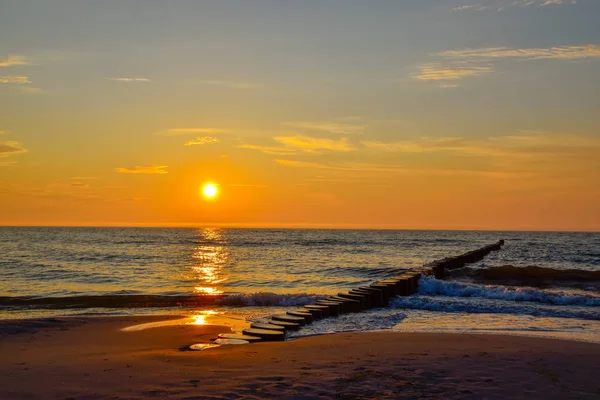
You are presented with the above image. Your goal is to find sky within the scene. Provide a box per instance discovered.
[1,0,599,231]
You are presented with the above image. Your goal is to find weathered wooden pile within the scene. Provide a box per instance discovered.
[210,240,505,344]
[239,271,422,341]
[423,240,504,279]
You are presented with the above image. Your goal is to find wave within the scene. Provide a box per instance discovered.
[214,292,327,307]
[447,265,600,287]
[0,292,328,310]
[391,295,600,321]
[312,266,407,279]
[0,294,222,309]
[416,276,600,307]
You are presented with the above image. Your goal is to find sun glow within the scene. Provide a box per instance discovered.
[190,310,220,325]
[202,183,218,199]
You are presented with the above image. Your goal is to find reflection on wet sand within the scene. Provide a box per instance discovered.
[121,310,249,332]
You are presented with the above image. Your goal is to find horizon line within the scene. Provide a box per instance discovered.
[0,223,598,233]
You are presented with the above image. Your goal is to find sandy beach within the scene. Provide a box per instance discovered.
[1,315,599,399]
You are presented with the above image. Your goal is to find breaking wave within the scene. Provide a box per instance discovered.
[0,292,330,309]
[447,265,600,288]
[214,292,327,307]
[416,276,600,307]
[391,295,600,321]
[0,294,222,309]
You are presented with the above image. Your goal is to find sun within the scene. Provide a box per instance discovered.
[202,183,218,199]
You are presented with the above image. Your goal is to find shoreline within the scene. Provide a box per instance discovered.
[1,315,599,399]
[3,311,599,344]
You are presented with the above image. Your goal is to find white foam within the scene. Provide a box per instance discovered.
[417,276,600,307]
[214,292,327,307]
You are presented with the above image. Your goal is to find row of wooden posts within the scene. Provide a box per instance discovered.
[424,240,505,279]
[213,240,505,344]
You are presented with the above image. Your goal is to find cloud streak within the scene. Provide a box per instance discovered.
[275,159,520,178]
[0,141,28,157]
[0,76,31,84]
[241,135,355,155]
[361,132,600,161]
[437,45,600,61]
[413,44,600,85]
[412,64,493,81]
[239,135,355,155]
[274,136,354,153]
[106,77,150,82]
[115,165,168,174]
[19,87,42,94]
[268,131,600,185]
[282,121,366,135]
[0,141,27,166]
[0,56,30,67]
[184,136,219,146]
[239,144,299,155]
[452,0,577,12]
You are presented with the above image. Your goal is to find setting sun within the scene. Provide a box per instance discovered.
[202,183,218,199]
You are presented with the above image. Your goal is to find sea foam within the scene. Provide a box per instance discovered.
[416,276,600,307]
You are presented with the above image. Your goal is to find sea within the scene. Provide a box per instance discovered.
[1,228,599,342]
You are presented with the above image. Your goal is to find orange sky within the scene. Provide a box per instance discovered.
[1,2,600,231]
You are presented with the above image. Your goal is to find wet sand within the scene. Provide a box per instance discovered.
[1,315,599,399]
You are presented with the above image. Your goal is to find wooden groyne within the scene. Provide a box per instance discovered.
[217,240,506,344]
[423,240,505,279]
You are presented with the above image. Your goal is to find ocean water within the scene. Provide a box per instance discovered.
[1,228,599,342]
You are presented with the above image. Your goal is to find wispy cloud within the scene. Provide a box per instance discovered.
[200,80,262,89]
[0,76,31,84]
[241,135,355,155]
[275,159,519,178]
[0,182,104,200]
[0,141,28,166]
[362,132,600,160]
[239,144,299,155]
[115,165,168,174]
[453,5,478,11]
[0,56,30,67]
[437,45,600,60]
[282,121,366,135]
[439,83,460,89]
[275,159,329,169]
[541,0,576,4]
[413,44,600,85]
[157,128,229,136]
[274,136,354,153]
[106,77,150,82]
[0,141,28,157]
[452,0,577,12]
[268,131,600,186]
[184,136,219,146]
[412,63,493,81]
[19,87,42,94]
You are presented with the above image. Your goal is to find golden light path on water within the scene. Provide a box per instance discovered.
[191,228,229,295]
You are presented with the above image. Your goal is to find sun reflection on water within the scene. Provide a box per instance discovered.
[191,228,229,295]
